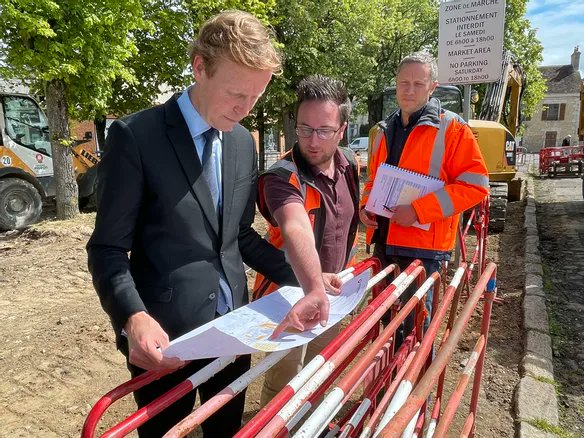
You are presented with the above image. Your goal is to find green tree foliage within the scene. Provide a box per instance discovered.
[108,0,279,119]
[100,0,279,159]
[504,0,546,122]
[367,0,439,125]
[255,0,384,150]
[1,0,144,219]
[107,0,191,118]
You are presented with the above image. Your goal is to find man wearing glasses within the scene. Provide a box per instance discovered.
[252,75,361,405]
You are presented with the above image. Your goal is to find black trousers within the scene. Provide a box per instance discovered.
[128,354,251,438]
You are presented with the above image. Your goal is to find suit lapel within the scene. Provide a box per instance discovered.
[221,131,237,233]
[165,96,219,236]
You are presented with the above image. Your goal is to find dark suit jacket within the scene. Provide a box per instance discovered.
[87,94,296,352]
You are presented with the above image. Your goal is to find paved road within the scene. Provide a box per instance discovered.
[533,175,584,435]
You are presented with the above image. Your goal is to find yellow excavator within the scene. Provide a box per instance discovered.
[380,51,524,231]
[0,91,100,230]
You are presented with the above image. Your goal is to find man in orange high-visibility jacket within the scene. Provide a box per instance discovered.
[360,51,489,343]
[254,75,361,406]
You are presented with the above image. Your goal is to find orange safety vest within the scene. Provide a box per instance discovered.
[361,99,489,258]
[253,146,360,301]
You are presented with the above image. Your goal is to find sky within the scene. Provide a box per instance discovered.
[526,0,584,75]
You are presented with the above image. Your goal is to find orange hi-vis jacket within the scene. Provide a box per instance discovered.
[253,146,360,301]
[361,99,489,259]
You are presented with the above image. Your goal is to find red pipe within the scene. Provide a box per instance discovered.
[235,261,410,438]
[377,262,496,437]
[82,368,177,438]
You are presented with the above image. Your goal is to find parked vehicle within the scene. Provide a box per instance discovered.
[0,91,100,230]
[349,137,368,171]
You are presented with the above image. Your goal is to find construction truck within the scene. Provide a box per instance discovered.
[380,52,524,231]
[0,91,100,230]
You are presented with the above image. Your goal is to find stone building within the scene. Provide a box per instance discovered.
[522,47,583,152]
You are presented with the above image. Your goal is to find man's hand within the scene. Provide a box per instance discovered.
[270,290,330,340]
[391,204,418,227]
[322,273,342,295]
[359,208,378,228]
[125,311,185,370]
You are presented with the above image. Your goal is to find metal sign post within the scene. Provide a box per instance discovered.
[463,84,472,121]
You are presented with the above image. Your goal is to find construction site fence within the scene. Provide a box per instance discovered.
[83,255,498,437]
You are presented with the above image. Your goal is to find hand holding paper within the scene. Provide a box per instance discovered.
[162,270,371,360]
[391,204,419,227]
[365,164,444,230]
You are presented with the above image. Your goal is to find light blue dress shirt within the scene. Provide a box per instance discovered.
[177,87,232,314]
[177,87,223,211]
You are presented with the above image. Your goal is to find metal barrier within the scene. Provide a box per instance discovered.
[539,145,584,177]
[84,256,498,437]
[516,146,526,165]
[456,197,489,294]
[82,258,384,438]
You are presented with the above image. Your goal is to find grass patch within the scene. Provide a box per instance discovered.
[533,375,558,387]
[540,267,567,344]
[541,264,555,293]
[527,418,574,438]
[532,375,562,394]
[548,303,566,343]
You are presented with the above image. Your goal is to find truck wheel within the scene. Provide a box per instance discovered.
[0,178,43,231]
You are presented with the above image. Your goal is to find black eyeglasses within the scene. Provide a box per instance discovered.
[295,125,343,140]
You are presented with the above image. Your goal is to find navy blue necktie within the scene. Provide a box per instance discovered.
[202,128,232,313]
[202,128,220,215]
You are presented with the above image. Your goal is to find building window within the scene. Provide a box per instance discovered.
[544,131,557,147]
[541,103,566,121]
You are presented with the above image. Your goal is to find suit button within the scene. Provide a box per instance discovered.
[208,293,216,300]
[220,252,225,259]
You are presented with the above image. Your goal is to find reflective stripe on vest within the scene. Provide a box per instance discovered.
[456,171,490,188]
[430,111,459,217]
[429,111,456,178]
[434,188,455,217]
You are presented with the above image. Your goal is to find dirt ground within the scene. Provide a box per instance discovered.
[0,201,524,437]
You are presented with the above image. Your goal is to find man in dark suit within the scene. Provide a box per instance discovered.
[87,10,299,437]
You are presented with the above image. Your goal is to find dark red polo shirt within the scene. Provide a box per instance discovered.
[262,149,355,274]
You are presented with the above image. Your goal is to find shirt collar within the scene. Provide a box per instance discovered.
[177,85,210,139]
[310,148,349,179]
[397,104,426,130]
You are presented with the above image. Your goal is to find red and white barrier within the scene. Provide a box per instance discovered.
[84,254,498,438]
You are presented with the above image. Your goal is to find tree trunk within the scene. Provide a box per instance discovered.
[367,94,383,128]
[45,79,79,220]
[257,108,266,172]
[94,115,107,154]
[282,106,296,151]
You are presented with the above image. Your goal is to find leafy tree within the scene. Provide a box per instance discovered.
[99,0,279,163]
[366,0,439,127]
[503,0,546,124]
[92,0,192,149]
[256,0,382,151]
[1,0,144,219]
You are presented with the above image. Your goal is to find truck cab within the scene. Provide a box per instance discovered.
[0,92,99,230]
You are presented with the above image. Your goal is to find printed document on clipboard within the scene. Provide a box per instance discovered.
[365,163,444,231]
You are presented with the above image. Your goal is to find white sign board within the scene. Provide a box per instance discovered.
[438,0,506,85]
